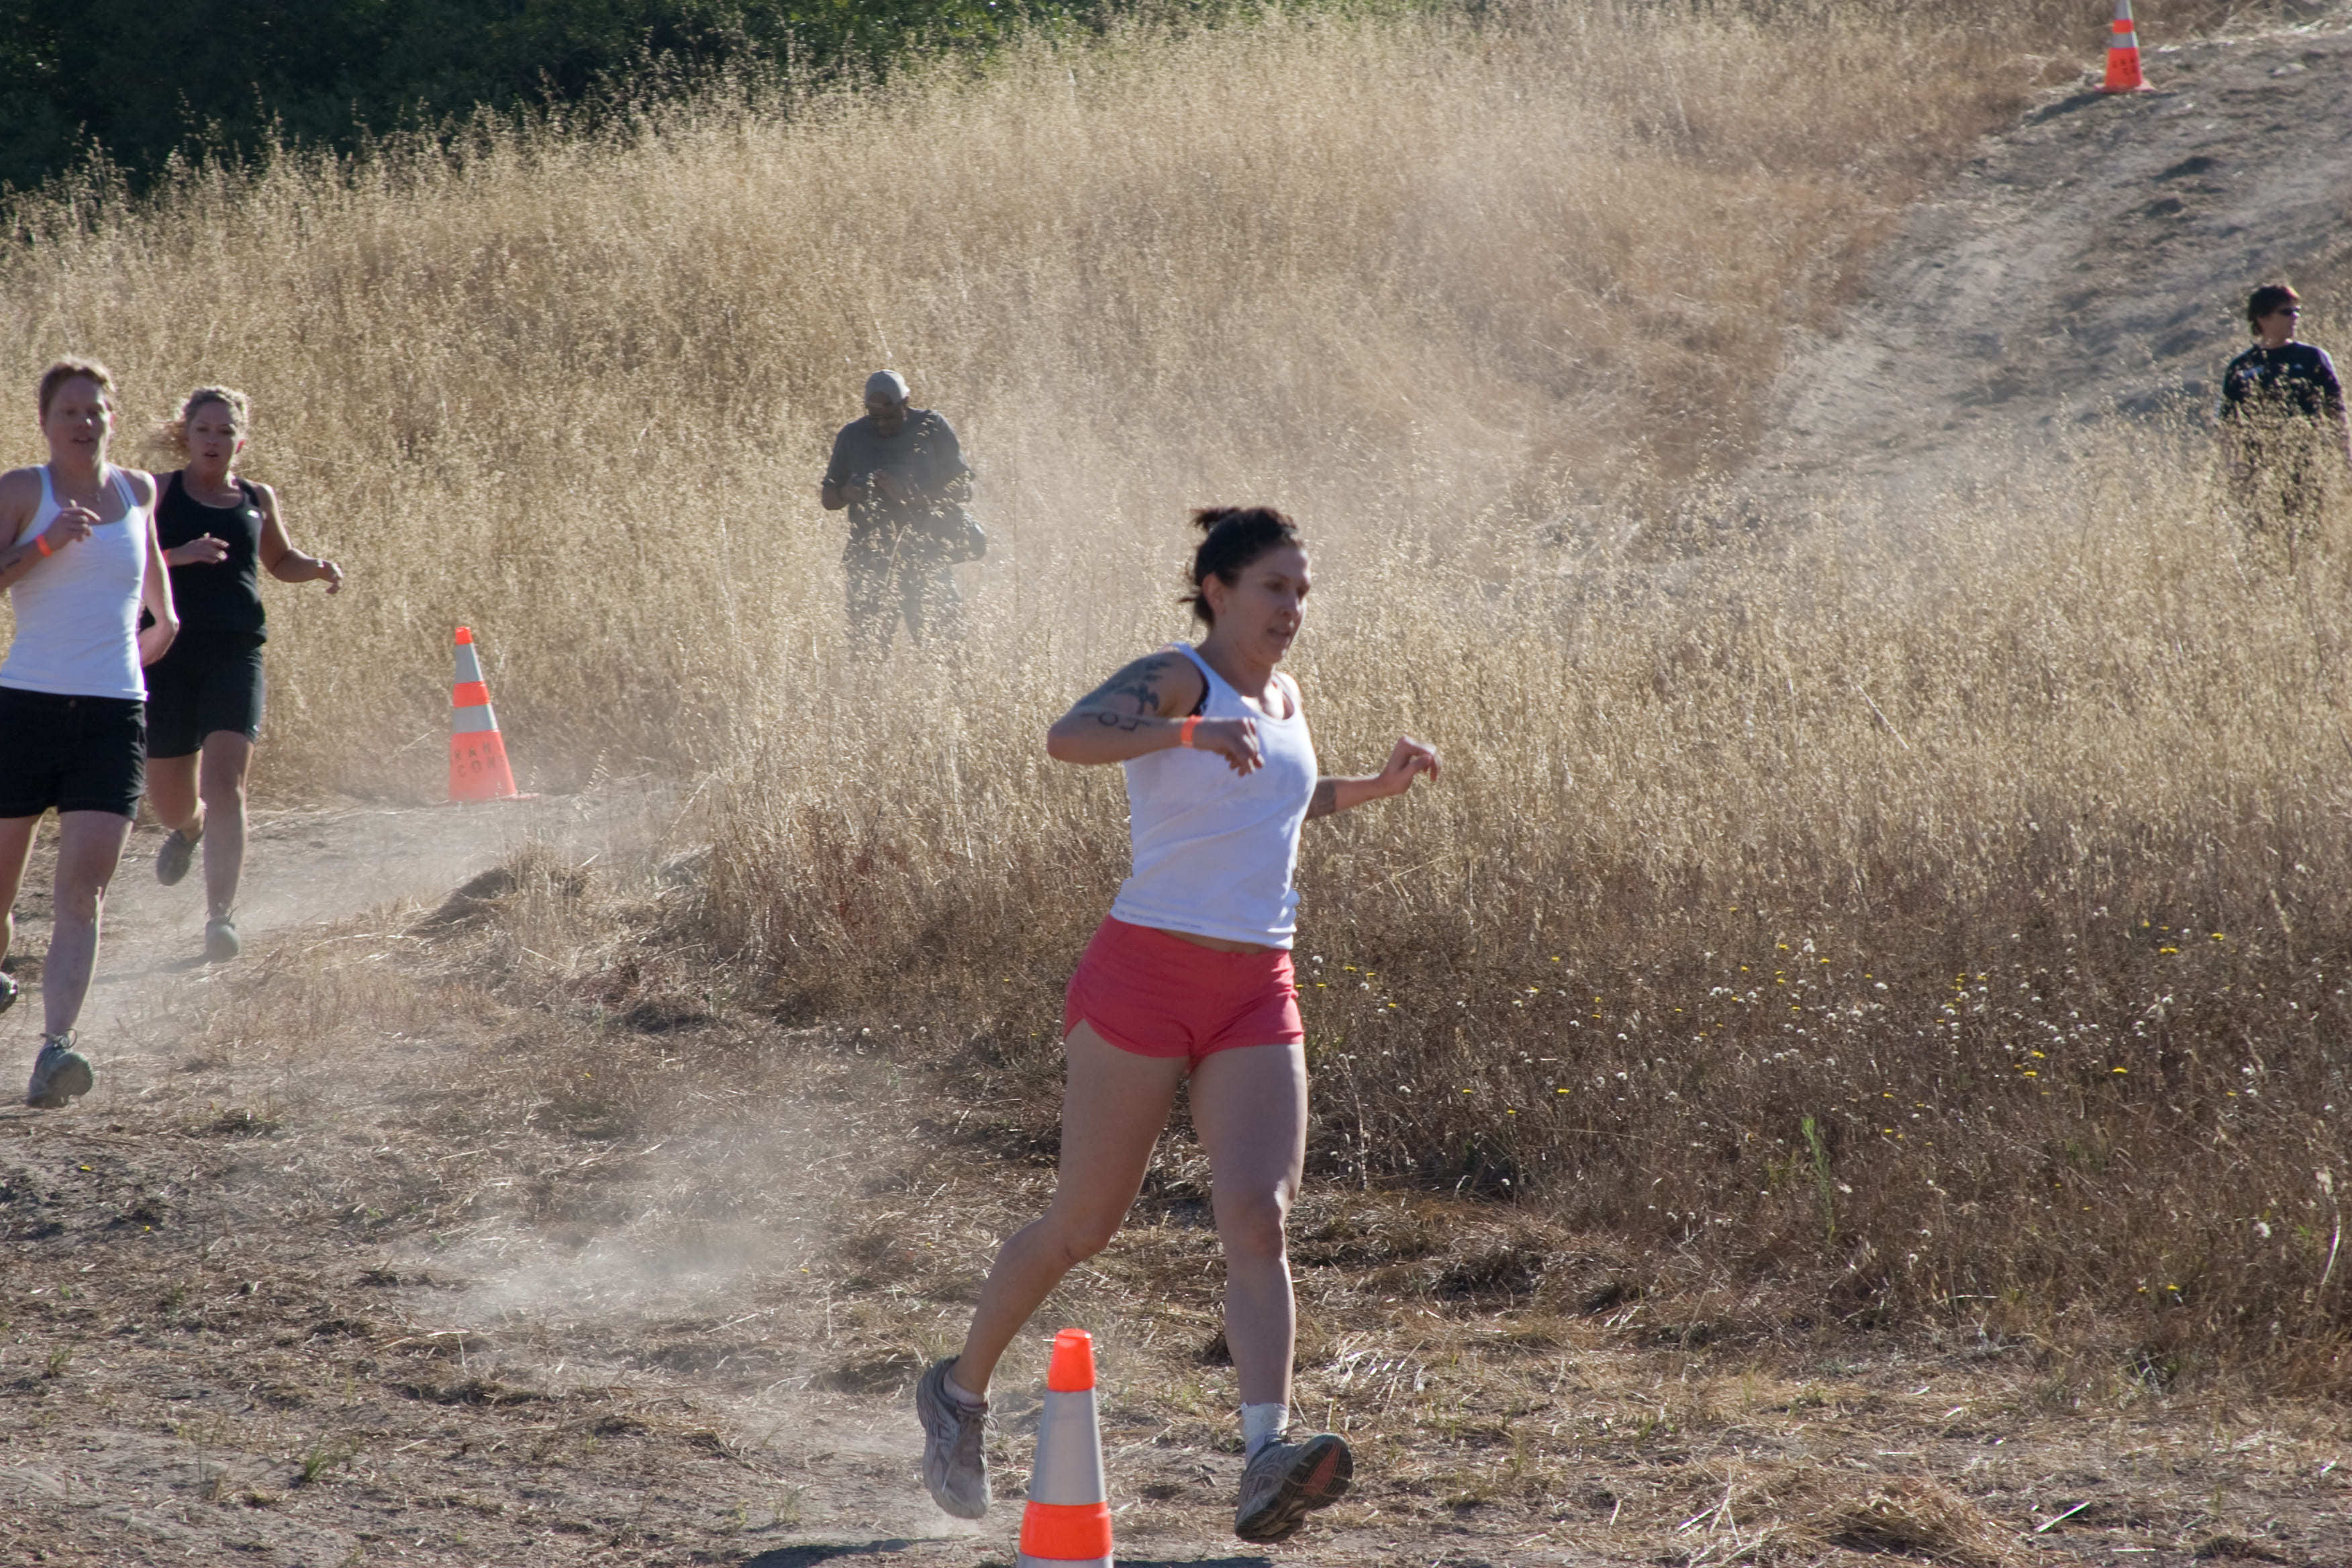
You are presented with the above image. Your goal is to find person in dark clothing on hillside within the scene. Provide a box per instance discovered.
[2218,283,2351,554]
[820,371,977,651]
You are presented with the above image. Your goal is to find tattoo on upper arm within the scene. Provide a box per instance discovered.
[1072,653,1183,720]
[1306,778,1338,820]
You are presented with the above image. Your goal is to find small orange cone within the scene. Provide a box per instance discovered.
[447,626,520,802]
[2101,0,2153,93]
[1016,1329,1112,1568]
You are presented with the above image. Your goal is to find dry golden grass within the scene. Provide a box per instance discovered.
[0,1,2095,790]
[5,0,2351,1386]
[16,875,2348,1564]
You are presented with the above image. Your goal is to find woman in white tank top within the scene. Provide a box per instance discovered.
[916,507,1440,1546]
[0,358,178,1112]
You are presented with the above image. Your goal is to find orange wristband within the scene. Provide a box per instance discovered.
[1178,716,1202,748]
[34,535,52,558]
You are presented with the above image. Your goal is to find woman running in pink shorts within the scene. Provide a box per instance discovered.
[916,506,1439,1544]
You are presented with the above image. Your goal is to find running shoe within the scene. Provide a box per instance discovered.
[1234,1431,1353,1543]
[25,1033,94,1110]
[155,827,199,887]
[0,971,16,1016]
[204,917,241,964]
[914,1357,991,1519]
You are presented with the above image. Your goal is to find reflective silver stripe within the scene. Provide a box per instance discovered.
[453,643,484,685]
[1025,1389,1105,1505]
[452,704,500,734]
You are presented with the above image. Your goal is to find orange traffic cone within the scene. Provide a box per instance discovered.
[2101,0,2153,93]
[1016,1329,1112,1568]
[447,626,520,802]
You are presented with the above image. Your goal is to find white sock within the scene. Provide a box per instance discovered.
[1242,1402,1288,1458]
[944,1370,986,1409]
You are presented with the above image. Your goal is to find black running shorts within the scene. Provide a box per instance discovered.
[144,632,265,758]
[0,686,146,819]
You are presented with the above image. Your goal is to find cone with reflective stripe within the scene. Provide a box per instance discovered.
[2101,0,2153,93]
[1016,1329,1112,1568]
[447,626,520,802]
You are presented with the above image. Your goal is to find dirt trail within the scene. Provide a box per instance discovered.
[10,801,2349,1565]
[56,794,643,1039]
[1749,19,2352,504]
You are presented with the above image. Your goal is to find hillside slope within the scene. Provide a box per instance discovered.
[1749,21,2352,501]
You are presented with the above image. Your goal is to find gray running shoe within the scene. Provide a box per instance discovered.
[1234,1431,1353,1543]
[0,971,17,1016]
[156,828,199,887]
[26,1033,94,1110]
[205,917,241,964]
[914,1357,991,1520]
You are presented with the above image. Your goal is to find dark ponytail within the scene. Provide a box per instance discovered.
[1183,506,1302,625]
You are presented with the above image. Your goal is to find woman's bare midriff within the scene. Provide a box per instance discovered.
[1151,924,1277,954]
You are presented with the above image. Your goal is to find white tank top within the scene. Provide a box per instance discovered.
[1109,644,1318,948]
[1,466,151,701]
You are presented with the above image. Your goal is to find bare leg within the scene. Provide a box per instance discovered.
[0,816,38,971]
[953,1023,1187,1395]
[42,811,132,1037]
[1189,1041,1310,1408]
[146,752,202,836]
[196,732,254,920]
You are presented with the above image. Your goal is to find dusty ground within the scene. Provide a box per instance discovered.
[3,797,2351,1567]
[13,17,2352,1568]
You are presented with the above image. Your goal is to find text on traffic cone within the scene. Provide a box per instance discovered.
[448,626,520,802]
[2101,0,2153,93]
[1016,1328,1112,1567]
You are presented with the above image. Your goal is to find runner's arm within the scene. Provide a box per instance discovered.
[1048,650,1257,770]
[0,469,103,590]
[1306,736,1441,820]
[137,482,179,666]
[0,470,46,590]
[254,483,343,592]
[151,473,230,568]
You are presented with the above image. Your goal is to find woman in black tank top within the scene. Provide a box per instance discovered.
[144,387,342,963]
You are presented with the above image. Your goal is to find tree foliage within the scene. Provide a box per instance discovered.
[0,0,1087,193]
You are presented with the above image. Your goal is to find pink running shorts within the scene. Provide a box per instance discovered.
[1063,916,1306,1065]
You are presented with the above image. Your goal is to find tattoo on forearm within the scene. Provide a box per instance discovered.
[1093,711,1150,733]
[1306,778,1338,820]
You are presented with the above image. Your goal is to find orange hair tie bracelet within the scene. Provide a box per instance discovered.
[35,535,53,557]
[1177,716,1202,748]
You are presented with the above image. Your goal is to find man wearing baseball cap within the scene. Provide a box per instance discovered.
[820,371,979,650]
